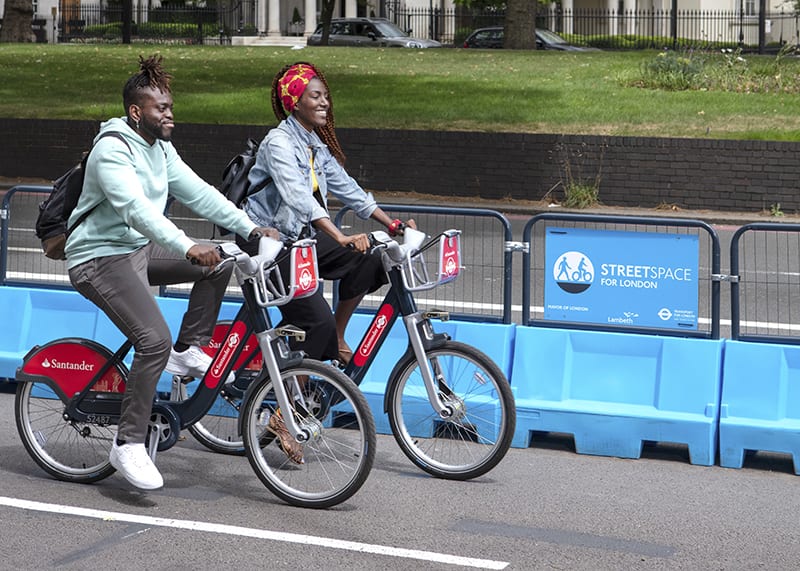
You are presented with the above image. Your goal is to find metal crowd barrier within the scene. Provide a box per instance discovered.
[730,222,800,344]
[334,205,515,324]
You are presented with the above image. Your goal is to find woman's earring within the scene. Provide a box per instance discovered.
[135,120,140,130]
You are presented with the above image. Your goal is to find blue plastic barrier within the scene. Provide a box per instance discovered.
[0,285,216,389]
[0,286,103,378]
[719,340,800,474]
[343,313,516,435]
[510,326,724,465]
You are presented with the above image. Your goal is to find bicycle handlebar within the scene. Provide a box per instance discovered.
[369,227,427,264]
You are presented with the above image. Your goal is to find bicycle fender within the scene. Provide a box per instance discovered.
[15,338,126,400]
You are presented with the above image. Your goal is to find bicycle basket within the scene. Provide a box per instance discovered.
[253,238,319,307]
[402,229,462,292]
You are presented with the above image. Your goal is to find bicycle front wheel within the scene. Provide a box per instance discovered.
[241,360,376,509]
[387,340,516,480]
[15,380,116,483]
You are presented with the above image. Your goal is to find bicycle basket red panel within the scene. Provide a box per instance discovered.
[21,341,126,395]
[291,244,319,299]
[439,233,461,284]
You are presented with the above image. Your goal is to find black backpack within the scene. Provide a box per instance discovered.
[36,132,131,260]
[215,137,271,236]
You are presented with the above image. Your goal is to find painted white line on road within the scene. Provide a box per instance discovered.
[0,496,508,570]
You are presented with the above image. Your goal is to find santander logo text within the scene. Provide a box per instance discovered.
[42,358,95,372]
[208,328,243,387]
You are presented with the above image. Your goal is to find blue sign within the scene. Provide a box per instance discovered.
[544,227,699,330]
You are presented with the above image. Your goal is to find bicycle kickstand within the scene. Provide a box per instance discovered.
[146,420,163,461]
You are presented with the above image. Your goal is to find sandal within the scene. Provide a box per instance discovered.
[267,410,304,464]
[337,346,353,367]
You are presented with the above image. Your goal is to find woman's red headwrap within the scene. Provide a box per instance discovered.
[278,63,318,114]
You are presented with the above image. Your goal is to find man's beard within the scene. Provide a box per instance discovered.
[140,117,173,142]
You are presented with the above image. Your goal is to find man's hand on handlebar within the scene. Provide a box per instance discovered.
[249,226,280,241]
[186,243,222,267]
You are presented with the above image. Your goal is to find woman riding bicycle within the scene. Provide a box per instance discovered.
[241,62,414,369]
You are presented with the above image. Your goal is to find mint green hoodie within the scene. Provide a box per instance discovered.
[65,117,256,269]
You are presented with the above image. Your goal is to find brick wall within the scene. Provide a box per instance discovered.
[2,118,799,212]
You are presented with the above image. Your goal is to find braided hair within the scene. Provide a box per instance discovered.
[271,61,346,166]
[123,54,173,111]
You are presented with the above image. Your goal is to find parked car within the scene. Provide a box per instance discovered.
[462,26,599,51]
[307,17,442,48]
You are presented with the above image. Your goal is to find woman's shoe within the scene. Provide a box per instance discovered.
[267,410,304,464]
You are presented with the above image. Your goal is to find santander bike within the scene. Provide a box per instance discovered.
[190,228,516,481]
[14,237,376,509]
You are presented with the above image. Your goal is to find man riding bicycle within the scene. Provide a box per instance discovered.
[65,55,276,490]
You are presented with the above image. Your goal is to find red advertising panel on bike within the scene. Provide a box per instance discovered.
[203,322,262,371]
[353,303,395,368]
[438,232,461,285]
[21,341,126,395]
[205,319,249,388]
[290,244,319,300]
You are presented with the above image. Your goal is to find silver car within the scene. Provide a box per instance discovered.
[307,17,442,48]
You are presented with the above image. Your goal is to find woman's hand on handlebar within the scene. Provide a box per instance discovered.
[387,218,417,237]
[340,232,370,253]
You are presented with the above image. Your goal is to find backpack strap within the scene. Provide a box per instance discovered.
[66,132,132,235]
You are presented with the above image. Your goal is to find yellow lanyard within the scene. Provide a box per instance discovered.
[309,146,325,210]
[309,146,319,193]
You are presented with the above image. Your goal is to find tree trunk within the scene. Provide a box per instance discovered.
[319,0,336,45]
[504,0,536,50]
[0,0,35,43]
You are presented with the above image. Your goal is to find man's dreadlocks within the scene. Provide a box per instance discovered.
[123,55,173,112]
[271,61,347,166]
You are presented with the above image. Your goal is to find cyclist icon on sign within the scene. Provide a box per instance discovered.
[572,257,592,282]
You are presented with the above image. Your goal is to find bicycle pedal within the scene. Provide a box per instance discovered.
[276,324,306,342]
[422,309,450,321]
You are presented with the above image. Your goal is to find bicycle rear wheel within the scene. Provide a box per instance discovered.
[170,377,246,455]
[241,359,376,509]
[386,340,516,480]
[15,347,120,485]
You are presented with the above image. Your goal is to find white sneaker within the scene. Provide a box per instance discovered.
[166,346,214,379]
[109,440,163,490]
[166,345,235,382]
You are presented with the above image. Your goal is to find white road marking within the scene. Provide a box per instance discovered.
[0,496,508,570]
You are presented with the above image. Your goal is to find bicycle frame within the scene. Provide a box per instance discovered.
[16,238,319,448]
[343,229,462,417]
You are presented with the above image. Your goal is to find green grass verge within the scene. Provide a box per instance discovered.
[1,43,799,140]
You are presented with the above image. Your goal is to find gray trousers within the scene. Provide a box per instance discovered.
[68,241,234,444]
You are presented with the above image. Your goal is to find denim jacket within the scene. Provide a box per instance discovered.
[243,115,377,242]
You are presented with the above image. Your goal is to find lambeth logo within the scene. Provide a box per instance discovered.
[553,251,594,294]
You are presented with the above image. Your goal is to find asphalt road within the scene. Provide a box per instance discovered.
[1,382,800,570]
